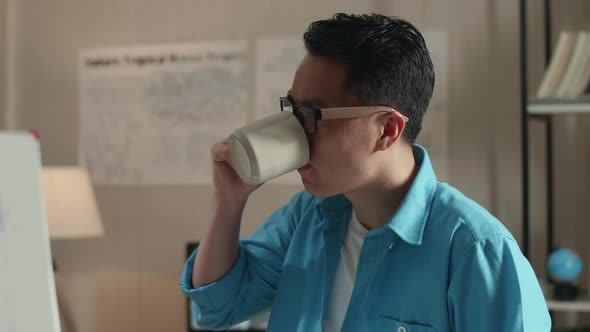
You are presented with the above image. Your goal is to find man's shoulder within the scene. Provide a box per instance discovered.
[428,182,518,261]
[431,182,514,240]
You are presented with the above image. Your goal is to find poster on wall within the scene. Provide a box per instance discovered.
[255,37,306,185]
[255,37,306,120]
[79,41,248,185]
[419,31,449,182]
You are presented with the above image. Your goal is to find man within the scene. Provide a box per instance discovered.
[180,13,551,331]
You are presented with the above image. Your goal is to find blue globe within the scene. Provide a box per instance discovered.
[547,248,583,282]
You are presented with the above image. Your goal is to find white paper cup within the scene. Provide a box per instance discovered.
[228,112,310,184]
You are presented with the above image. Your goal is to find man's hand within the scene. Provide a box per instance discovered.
[192,137,264,288]
[211,137,264,201]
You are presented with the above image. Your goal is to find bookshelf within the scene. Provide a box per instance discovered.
[520,0,590,314]
[528,98,590,115]
[540,281,590,313]
[547,299,590,313]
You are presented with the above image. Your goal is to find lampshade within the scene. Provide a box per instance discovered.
[42,167,104,239]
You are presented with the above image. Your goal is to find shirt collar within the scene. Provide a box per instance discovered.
[316,144,437,246]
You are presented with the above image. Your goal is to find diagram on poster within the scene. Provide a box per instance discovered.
[79,41,248,185]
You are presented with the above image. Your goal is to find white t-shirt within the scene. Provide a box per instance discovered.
[323,210,368,332]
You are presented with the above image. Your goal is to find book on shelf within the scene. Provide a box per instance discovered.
[536,31,590,100]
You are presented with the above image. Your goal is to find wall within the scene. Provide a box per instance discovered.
[5,0,589,330]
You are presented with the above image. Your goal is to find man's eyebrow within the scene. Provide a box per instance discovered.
[287,91,329,108]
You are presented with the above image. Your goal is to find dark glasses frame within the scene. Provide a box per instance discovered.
[279,96,409,135]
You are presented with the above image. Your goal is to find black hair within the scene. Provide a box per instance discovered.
[303,13,435,143]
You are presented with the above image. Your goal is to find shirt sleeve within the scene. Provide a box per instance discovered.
[447,235,552,331]
[179,190,312,330]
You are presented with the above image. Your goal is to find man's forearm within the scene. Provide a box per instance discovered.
[192,194,248,288]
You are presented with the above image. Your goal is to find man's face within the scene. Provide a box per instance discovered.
[290,53,381,197]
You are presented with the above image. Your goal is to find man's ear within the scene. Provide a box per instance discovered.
[375,112,405,151]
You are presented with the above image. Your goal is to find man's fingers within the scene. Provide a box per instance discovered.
[211,138,233,167]
[211,144,227,162]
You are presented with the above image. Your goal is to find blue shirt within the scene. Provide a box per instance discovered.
[180,145,551,331]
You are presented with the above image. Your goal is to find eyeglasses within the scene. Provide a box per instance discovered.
[279,95,409,135]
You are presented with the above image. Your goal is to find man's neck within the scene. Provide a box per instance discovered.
[344,147,418,231]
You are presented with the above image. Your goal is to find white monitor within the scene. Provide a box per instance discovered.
[0,131,61,332]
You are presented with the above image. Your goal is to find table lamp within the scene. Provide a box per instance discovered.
[42,166,104,239]
[41,166,104,332]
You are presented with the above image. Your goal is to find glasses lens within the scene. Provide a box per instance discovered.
[280,98,293,113]
[297,105,315,134]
